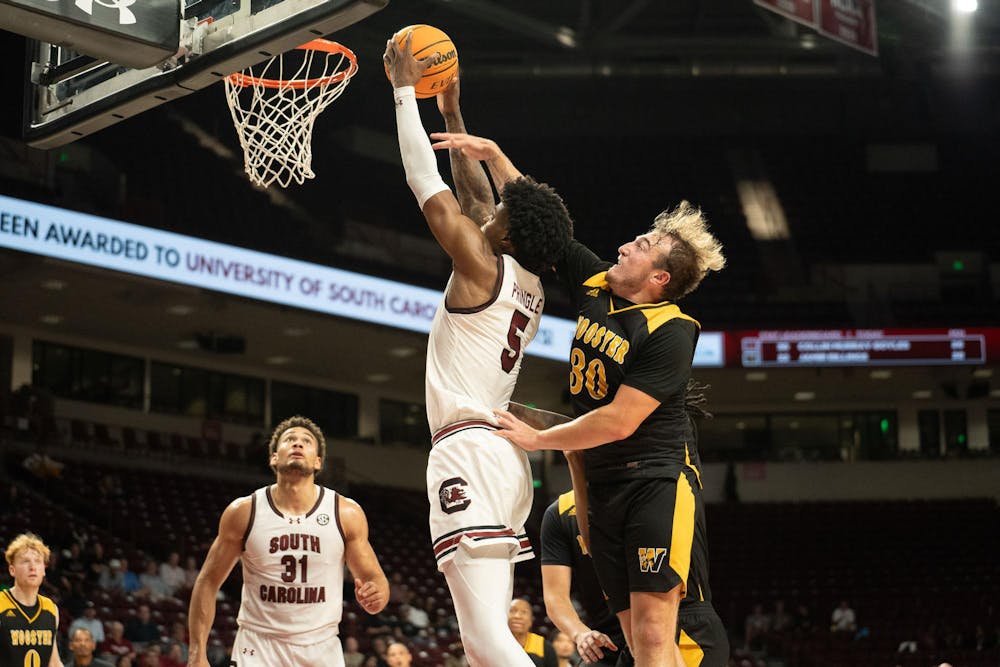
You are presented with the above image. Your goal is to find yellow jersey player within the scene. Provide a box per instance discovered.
[2,533,63,667]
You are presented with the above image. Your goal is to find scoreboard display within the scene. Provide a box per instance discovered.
[732,329,999,368]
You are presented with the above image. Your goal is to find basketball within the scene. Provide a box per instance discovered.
[386,24,458,98]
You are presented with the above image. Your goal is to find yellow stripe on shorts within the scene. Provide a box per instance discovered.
[678,628,704,667]
[669,472,696,595]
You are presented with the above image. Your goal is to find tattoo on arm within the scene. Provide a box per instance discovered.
[442,111,495,224]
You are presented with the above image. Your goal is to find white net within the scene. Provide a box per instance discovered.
[224,40,357,188]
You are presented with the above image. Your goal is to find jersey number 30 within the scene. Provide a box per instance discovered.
[501,311,531,373]
[569,347,608,400]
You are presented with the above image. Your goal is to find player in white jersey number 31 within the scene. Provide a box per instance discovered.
[186,416,389,667]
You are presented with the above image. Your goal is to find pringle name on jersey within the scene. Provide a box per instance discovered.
[268,533,321,554]
[511,282,542,314]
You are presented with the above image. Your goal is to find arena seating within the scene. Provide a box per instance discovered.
[3,447,997,667]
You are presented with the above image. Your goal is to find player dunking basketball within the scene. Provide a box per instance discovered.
[187,416,388,667]
[427,133,727,667]
[384,34,573,667]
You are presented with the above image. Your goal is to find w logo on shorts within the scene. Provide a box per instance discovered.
[638,547,667,573]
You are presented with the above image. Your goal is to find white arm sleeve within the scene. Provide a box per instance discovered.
[393,86,451,209]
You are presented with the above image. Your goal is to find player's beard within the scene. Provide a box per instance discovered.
[276,459,313,478]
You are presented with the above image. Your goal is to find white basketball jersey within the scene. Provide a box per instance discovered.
[426,254,544,432]
[238,485,345,644]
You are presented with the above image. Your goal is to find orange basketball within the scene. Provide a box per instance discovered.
[386,24,458,98]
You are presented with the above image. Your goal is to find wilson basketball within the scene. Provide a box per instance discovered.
[387,24,458,98]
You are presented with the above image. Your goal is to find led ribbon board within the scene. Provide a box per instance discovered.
[0,193,725,365]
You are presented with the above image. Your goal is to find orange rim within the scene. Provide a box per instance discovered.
[227,39,358,89]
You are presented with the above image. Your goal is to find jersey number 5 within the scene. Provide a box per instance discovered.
[501,310,531,373]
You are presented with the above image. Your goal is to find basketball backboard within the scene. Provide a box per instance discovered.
[13,0,387,149]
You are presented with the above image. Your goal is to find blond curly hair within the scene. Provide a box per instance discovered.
[5,533,51,566]
[650,201,726,300]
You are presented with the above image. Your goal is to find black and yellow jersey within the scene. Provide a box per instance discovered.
[0,588,58,667]
[557,240,702,483]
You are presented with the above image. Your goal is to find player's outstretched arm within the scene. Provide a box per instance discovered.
[340,497,389,615]
[430,132,523,189]
[187,497,249,667]
[494,384,661,452]
[385,36,497,287]
[435,78,495,225]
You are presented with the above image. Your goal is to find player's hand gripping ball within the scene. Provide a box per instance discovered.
[385,24,458,98]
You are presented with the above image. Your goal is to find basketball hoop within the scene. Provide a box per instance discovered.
[224,39,358,188]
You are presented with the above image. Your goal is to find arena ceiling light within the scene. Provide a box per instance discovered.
[953,0,978,13]
[912,389,933,399]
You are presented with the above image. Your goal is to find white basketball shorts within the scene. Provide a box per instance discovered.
[231,627,344,667]
[427,420,535,570]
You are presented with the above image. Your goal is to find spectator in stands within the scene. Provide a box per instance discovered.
[508,599,558,667]
[387,572,408,604]
[66,627,114,667]
[101,558,140,594]
[63,580,90,618]
[136,645,160,667]
[68,602,106,643]
[160,642,185,667]
[771,599,793,633]
[99,621,134,662]
[138,560,169,601]
[548,630,576,667]
[793,602,814,633]
[159,553,185,597]
[972,624,991,651]
[385,642,412,667]
[342,636,365,667]
[165,622,187,663]
[181,556,199,591]
[85,542,108,584]
[62,542,88,584]
[403,599,430,630]
[114,656,133,667]
[830,600,856,634]
[367,635,390,667]
[125,603,160,648]
[40,548,69,599]
[744,603,770,650]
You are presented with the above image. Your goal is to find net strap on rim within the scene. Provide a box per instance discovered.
[224,39,358,189]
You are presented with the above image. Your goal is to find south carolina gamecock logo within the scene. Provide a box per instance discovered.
[438,477,472,514]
